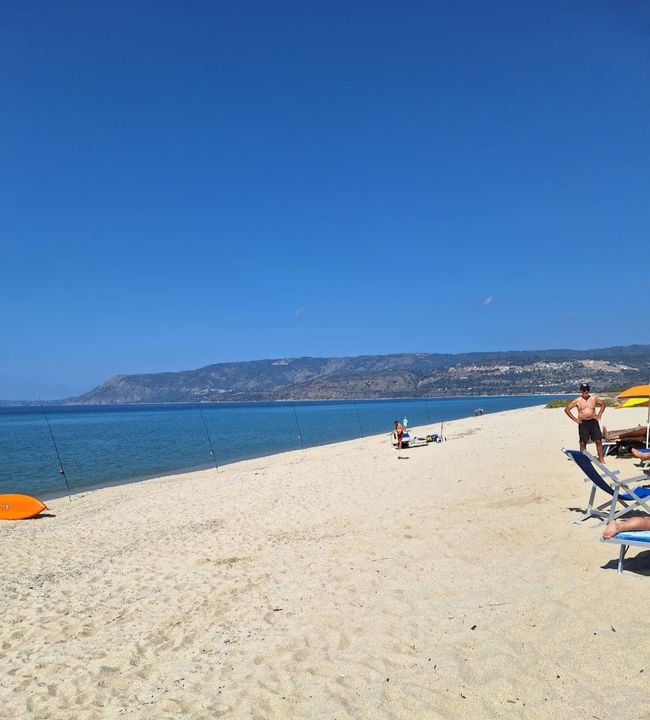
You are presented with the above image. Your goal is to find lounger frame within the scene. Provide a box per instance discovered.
[602,531,650,574]
[562,449,650,523]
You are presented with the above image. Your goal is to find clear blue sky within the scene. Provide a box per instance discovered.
[2,1,649,399]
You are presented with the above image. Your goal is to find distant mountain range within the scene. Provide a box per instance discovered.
[62,345,650,404]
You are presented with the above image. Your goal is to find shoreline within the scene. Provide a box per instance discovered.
[40,418,432,502]
[4,396,568,500]
[2,404,648,718]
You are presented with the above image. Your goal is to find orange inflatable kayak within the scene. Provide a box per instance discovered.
[0,494,48,520]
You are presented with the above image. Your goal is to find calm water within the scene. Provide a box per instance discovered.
[0,396,565,498]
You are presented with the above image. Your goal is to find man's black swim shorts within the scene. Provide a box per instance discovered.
[579,418,602,444]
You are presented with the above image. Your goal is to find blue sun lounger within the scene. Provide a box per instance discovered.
[602,531,650,574]
[562,449,650,522]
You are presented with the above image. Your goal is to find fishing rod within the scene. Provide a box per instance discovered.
[198,407,218,473]
[292,404,304,450]
[40,401,72,502]
[354,402,364,439]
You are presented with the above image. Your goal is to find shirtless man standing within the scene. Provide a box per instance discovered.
[564,383,606,462]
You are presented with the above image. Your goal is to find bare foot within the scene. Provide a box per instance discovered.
[603,520,620,539]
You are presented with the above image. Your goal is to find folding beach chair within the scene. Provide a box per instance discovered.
[602,531,650,574]
[562,449,650,523]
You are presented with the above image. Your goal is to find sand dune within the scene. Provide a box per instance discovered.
[2,405,649,719]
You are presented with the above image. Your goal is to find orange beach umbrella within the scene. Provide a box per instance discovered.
[616,384,650,448]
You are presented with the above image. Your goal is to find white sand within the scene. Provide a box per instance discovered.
[1,405,649,719]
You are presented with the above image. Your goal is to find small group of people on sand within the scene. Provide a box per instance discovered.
[565,382,650,540]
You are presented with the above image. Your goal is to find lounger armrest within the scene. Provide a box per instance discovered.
[609,473,650,488]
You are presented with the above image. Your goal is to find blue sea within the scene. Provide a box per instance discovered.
[0,396,566,498]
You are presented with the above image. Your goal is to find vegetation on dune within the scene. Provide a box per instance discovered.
[546,399,569,408]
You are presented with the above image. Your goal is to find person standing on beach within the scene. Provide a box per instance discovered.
[564,383,606,462]
[393,420,404,450]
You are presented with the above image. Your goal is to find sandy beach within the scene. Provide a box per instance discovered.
[2,404,649,719]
